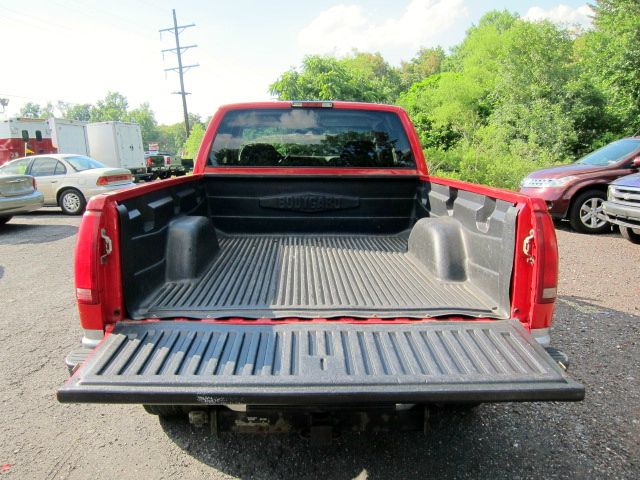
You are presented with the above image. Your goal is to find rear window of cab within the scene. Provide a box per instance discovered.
[207,108,416,168]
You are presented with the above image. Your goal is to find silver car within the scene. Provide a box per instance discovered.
[0,174,44,225]
[0,154,135,215]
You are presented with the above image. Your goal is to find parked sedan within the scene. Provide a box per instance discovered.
[0,154,135,215]
[0,174,44,225]
[520,138,640,233]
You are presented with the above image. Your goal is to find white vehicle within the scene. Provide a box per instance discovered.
[86,122,150,181]
[48,118,90,156]
[0,118,54,164]
[0,154,134,215]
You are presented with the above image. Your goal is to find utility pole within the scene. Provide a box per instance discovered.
[159,9,199,136]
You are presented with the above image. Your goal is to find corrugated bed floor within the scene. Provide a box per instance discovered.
[139,234,497,319]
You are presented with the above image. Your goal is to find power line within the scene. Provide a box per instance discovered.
[63,0,155,36]
[159,9,199,136]
[134,0,168,14]
[0,5,71,34]
[0,92,77,106]
[0,3,154,46]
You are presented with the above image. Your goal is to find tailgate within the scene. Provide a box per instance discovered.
[58,320,584,404]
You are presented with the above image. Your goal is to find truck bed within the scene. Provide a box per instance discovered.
[138,233,496,319]
[118,176,517,321]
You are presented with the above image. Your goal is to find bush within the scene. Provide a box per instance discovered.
[423,143,559,191]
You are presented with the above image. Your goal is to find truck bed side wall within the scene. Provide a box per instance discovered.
[116,181,209,312]
[417,182,518,317]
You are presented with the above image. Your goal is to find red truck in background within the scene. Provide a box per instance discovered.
[0,118,56,164]
[58,101,583,438]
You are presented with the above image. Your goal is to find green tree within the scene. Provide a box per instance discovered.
[141,115,204,155]
[488,20,579,159]
[182,122,205,158]
[398,11,519,152]
[58,102,92,121]
[270,54,398,103]
[342,51,402,101]
[444,10,517,80]
[19,102,42,118]
[157,123,185,155]
[125,102,158,148]
[270,55,360,101]
[496,20,573,105]
[399,11,602,185]
[400,47,445,88]
[18,102,54,118]
[579,0,640,134]
[187,113,205,131]
[90,91,128,121]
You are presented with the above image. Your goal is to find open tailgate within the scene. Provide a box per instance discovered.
[58,320,584,404]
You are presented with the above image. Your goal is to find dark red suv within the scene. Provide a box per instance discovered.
[520,138,640,233]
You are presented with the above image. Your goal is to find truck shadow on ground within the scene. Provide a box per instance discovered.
[0,222,77,245]
[156,295,639,479]
[0,212,77,245]
[158,402,591,479]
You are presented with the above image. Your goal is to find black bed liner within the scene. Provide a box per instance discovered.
[118,177,518,322]
[137,233,497,320]
[57,320,584,404]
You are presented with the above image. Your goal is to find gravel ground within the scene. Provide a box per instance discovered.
[0,211,638,479]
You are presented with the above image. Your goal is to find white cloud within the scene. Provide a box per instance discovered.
[524,4,594,27]
[297,0,467,57]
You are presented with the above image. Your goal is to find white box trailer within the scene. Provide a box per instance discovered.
[47,118,90,156]
[86,121,150,181]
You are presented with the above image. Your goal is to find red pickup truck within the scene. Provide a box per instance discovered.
[58,101,583,437]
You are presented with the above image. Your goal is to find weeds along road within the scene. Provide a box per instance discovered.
[0,210,638,479]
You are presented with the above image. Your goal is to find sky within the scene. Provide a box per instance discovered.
[0,0,594,125]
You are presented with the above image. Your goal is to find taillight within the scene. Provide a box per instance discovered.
[534,212,558,304]
[166,156,171,165]
[32,177,36,189]
[527,208,559,332]
[74,210,108,331]
[76,287,96,303]
[75,211,101,306]
[147,158,152,167]
[96,174,131,186]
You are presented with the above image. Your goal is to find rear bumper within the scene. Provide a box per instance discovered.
[603,200,640,228]
[129,168,153,181]
[0,190,44,215]
[58,320,584,405]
